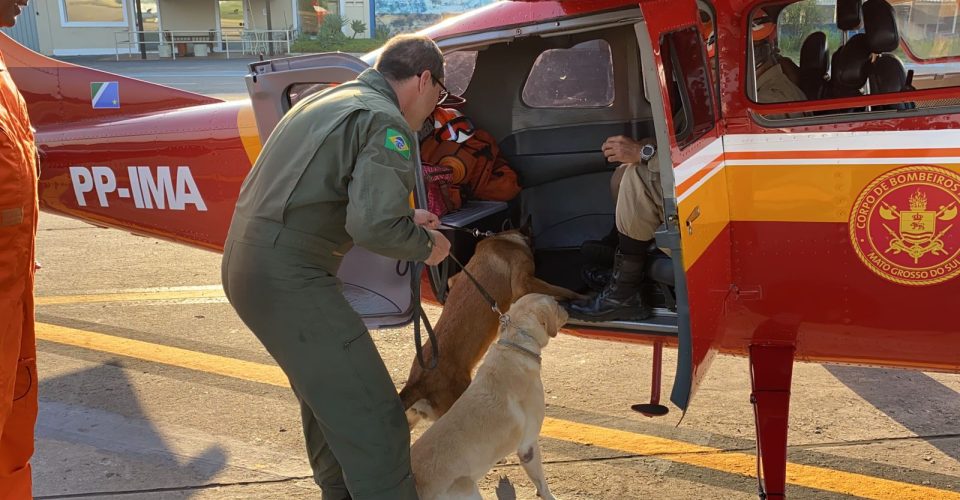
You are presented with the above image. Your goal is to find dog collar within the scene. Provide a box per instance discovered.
[497,327,542,365]
[497,339,542,365]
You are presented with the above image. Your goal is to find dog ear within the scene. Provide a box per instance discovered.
[537,297,562,337]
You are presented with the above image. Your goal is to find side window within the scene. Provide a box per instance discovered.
[522,39,615,108]
[697,0,721,107]
[660,26,716,149]
[754,0,960,122]
[444,51,478,97]
[748,5,808,107]
[895,2,960,61]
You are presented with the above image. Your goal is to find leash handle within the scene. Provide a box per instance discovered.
[413,303,439,370]
[411,261,439,370]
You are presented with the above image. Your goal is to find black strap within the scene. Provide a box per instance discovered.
[411,261,439,370]
[413,300,439,370]
[448,253,501,315]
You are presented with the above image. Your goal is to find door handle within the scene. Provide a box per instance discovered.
[685,206,701,235]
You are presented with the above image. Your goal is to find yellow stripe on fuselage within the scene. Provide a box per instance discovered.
[678,161,960,268]
[237,104,263,166]
[725,163,960,223]
[678,167,730,271]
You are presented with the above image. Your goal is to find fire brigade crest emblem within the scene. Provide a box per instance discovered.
[850,165,960,286]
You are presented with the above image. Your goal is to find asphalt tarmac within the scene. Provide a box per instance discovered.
[30,57,960,499]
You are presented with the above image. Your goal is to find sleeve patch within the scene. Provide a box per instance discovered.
[384,127,411,160]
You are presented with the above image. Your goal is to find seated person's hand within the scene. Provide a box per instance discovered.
[602,135,652,164]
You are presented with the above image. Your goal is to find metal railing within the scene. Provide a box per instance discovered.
[115,28,295,61]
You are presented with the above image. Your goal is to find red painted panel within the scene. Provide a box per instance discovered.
[683,223,732,397]
[723,221,960,371]
[424,0,639,41]
[0,33,219,129]
[37,101,252,251]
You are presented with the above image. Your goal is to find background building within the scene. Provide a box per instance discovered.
[0,0,494,57]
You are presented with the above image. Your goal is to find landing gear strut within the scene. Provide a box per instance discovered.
[631,341,670,417]
[749,345,795,499]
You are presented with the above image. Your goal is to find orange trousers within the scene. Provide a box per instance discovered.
[0,52,39,499]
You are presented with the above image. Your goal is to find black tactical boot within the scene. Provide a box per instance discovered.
[581,265,612,292]
[567,251,652,321]
[579,225,619,267]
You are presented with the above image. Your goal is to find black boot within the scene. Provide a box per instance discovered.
[579,225,619,267]
[567,251,652,321]
[581,265,612,292]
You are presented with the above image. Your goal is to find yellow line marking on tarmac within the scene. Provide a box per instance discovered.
[543,419,959,500]
[36,286,226,306]
[37,323,288,387]
[35,322,960,500]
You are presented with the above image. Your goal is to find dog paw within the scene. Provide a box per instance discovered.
[536,490,557,500]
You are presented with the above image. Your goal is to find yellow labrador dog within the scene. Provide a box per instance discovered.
[411,293,567,500]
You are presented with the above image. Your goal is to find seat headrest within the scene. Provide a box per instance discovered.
[832,34,871,89]
[837,0,863,31]
[864,0,899,53]
[870,54,907,94]
[799,32,829,76]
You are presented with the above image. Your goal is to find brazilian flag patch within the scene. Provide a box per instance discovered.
[384,128,411,160]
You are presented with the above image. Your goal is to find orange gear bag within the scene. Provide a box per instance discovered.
[420,108,521,207]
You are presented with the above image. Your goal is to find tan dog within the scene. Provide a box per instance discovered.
[411,293,567,500]
[400,226,582,429]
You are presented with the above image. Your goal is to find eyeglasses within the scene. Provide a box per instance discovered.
[418,71,449,105]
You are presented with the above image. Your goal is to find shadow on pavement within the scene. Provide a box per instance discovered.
[34,359,227,498]
[827,365,960,461]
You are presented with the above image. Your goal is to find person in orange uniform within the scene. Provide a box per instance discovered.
[0,0,39,497]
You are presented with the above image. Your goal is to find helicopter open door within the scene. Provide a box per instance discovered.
[245,53,421,329]
[637,0,729,412]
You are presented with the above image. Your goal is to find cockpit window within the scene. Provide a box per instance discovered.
[521,39,615,108]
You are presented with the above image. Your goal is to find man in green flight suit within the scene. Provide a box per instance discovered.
[221,35,451,499]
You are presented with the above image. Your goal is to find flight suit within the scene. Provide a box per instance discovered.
[222,69,431,500]
[0,52,39,498]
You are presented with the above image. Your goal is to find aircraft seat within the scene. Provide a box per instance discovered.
[871,55,906,94]
[799,31,830,100]
[864,0,914,109]
[864,0,899,53]
[836,0,863,31]
[828,34,871,99]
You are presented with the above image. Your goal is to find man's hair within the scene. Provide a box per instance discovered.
[375,34,444,82]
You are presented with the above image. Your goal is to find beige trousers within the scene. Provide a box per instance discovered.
[615,161,664,242]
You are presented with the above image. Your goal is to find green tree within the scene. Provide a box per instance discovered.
[374,24,391,41]
[776,0,840,62]
[350,19,368,39]
[319,13,348,44]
